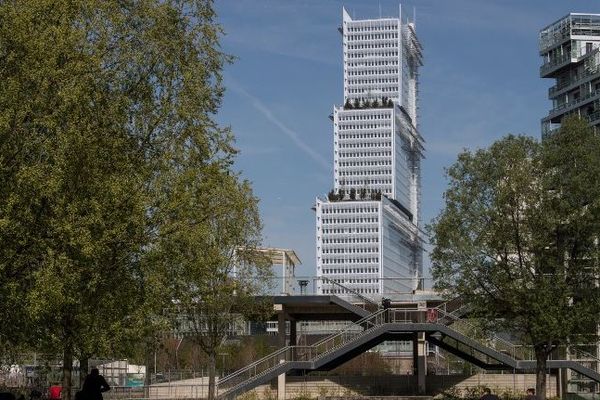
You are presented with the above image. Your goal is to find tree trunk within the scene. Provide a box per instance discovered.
[79,356,89,388]
[535,346,548,400]
[62,344,74,400]
[144,340,152,400]
[208,353,216,400]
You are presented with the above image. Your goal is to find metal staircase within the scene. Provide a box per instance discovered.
[217,309,389,398]
[216,304,600,399]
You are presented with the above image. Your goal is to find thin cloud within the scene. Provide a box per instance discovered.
[227,78,330,171]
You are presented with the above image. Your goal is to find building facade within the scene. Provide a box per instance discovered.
[316,7,424,298]
[540,14,600,395]
[540,13,600,135]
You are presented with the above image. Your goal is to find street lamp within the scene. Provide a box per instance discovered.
[298,280,309,295]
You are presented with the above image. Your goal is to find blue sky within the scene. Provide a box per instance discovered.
[214,0,599,278]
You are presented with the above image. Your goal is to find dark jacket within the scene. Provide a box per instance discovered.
[82,374,110,400]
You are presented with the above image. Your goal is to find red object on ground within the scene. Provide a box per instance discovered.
[49,385,62,400]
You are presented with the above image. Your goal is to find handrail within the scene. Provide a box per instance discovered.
[433,308,525,360]
[218,346,289,387]
[217,308,395,396]
[319,276,379,309]
[218,305,600,397]
[312,308,386,347]
[311,309,388,358]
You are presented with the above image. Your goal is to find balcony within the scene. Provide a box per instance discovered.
[548,78,574,97]
[540,52,575,78]
[586,109,600,125]
[548,49,600,96]
[547,88,600,120]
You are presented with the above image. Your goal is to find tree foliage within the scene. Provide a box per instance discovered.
[0,0,259,398]
[429,117,600,399]
[150,163,272,400]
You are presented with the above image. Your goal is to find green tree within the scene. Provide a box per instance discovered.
[429,117,600,400]
[0,0,234,398]
[327,189,338,201]
[359,188,367,200]
[349,188,356,200]
[151,162,273,400]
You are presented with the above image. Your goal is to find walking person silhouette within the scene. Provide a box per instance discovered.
[81,368,110,400]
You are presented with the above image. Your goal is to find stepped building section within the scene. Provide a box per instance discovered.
[541,13,600,135]
[316,7,424,298]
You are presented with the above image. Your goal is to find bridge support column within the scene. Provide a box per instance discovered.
[289,320,297,346]
[277,359,286,400]
[413,332,427,395]
[278,311,286,347]
[557,368,567,399]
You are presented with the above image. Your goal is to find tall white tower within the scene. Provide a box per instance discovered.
[316,7,424,299]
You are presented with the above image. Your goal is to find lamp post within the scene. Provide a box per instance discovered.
[298,280,309,295]
[175,337,183,372]
[218,353,228,377]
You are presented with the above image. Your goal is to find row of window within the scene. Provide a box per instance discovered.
[322,278,380,285]
[323,288,379,294]
[346,60,398,67]
[322,217,378,224]
[322,237,379,244]
[338,160,391,167]
[338,171,392,177]
[348,87,398,94]
[347,51,398,58]
[338,125,392,131]
[322,227,379,234]
[339,151,391,157]
[348,78,398,85]
[323,247,379,255]
[338,114,391,120]
[322,258,379,264]
[347,34,399,40]
[338,142,391,148]
[322,207,378,214]
[346,69,398,76]
[347,43,398,51]
[347,26,398,32]
[323,248,379,254]
[323,267,379,274]
[331,179,391,186]
[337,133,392,139]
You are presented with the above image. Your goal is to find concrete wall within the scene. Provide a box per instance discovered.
[246,373,558,399]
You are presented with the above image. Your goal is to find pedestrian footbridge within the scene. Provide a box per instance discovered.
[216,301,600,399]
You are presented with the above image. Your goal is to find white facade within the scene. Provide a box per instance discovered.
[343,7,422,124]
[316,7,424,299]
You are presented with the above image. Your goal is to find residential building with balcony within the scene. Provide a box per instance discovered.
[540,13,600,135]
[315,7,424,299]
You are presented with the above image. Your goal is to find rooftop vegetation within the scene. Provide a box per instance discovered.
[327,187,382,201]
[343,97,394,110]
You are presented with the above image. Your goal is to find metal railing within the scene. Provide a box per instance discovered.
[216,309,390,395]
[217,308,430,396]
[433,308,529,360]
[217,304,521,396]
[217,303,600,397]
[320,276,379,310]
